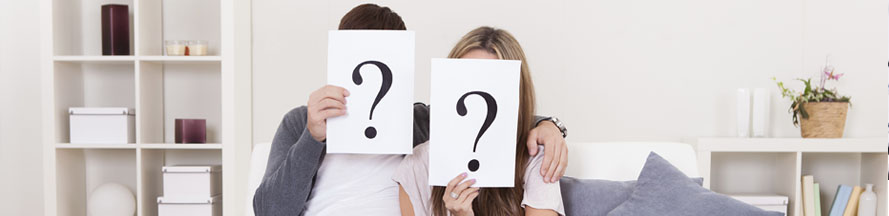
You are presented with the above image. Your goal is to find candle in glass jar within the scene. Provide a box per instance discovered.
[187,40,208,56]
[165,40,185,56]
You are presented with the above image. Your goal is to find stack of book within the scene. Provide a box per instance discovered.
[801,175,865,216]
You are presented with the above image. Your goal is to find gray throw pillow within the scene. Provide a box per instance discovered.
[607,152,783,216]
[561,177,703,216]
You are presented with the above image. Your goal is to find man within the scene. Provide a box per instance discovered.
[253,4,570,215]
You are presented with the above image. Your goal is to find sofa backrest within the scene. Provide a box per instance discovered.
[565,142,699,180]
[245,142,273,216]
[245,141,700,215]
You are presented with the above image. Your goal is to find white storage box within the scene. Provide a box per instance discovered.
[730,195,788,216]
[158,195,221,216]
[69,107,135,144]
[163,166,222,197]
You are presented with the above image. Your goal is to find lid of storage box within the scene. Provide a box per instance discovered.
[69,107,135,115]
[163,165,221,173]
[157,195,221,204]
[729,195,788,205]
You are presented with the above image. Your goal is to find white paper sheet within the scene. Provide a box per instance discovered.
[326,30,415,154]
[429,58,521,187]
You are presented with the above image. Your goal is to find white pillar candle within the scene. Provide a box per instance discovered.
[752,88,770,137]
[165,40,186,56]
[736,88,751,137]
[188,44,207,56]
[186,40,209,56]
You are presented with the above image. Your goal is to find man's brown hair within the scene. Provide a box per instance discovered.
[338,4,406,30]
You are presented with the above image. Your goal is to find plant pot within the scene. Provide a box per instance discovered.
[799,102,849,138]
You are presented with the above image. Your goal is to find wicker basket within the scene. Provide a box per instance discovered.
[799,102,849,138]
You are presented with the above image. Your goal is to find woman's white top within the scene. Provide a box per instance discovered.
[392,142,565,216]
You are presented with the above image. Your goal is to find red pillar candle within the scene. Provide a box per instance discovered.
[175,119,207,144]
[101,4,130,55]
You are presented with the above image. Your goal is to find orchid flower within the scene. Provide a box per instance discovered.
[823,67,844,80]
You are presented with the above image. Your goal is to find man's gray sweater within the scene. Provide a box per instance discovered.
[253,103,431,216]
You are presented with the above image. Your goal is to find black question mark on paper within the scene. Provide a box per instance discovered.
[352,60,393,139]
[456,91,497,172]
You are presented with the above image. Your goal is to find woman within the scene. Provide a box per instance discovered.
[394,27,564,216]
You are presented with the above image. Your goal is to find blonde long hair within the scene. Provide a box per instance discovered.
[431,26,537,216]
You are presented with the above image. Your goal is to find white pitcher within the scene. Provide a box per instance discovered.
[857,184,877,216]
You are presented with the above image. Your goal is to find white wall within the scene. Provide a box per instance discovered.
[251,0,887,144]
[0,0,884,213]
[0,0,45,214]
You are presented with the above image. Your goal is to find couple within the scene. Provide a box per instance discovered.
[254,4,568,216]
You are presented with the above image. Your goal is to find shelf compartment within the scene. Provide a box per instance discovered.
[802,152,888,216]
[710,152,799,198]
[53,0,135,56]
[55,149,137,216]
[139,149,222,216]
[138,0,220,56]
[53,61,136,143]
[137,61,221,144]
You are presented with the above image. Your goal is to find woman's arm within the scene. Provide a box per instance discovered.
[521,146,566,215]
[525,207,559,216]
[398,184,416,216]
[253,107,326,216]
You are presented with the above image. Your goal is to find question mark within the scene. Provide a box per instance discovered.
[456,91,497,172]
[352,60,393,139]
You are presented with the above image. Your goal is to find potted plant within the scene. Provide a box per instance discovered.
[774,61,851,138]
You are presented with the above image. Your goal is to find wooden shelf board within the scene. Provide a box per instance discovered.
[138,56,222,62]
[697,138,886,153]
[53,55,136,63]
[139,143,223,149]
[55,143,137,149]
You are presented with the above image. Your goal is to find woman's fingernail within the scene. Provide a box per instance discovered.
[460,172,467,177]
[470,179,476,183]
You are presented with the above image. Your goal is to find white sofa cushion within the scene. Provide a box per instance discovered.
[245,143,273,216]
[565,142,699,180]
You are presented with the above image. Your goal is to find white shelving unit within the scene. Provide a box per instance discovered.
[40,0,251,216]
[695,138,888,216]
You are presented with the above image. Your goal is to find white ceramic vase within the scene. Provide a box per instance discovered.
[88,182,135,216]
[857,184,877,216]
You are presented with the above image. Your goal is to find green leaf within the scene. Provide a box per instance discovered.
[790,101,800,127]
[799,102,809,119]
[800,78,812,96]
